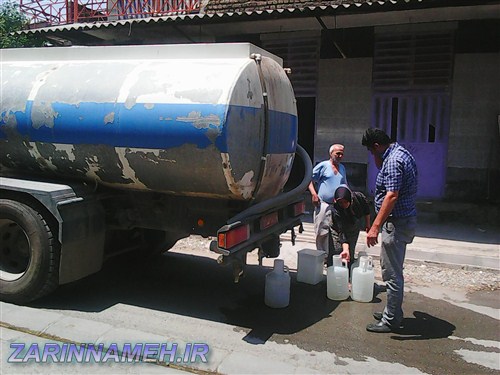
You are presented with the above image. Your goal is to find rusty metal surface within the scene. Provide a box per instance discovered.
[0,44,297,201]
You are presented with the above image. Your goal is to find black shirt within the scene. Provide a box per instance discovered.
[330,191,370,243]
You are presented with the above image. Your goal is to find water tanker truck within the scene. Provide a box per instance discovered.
[0,43,312,304]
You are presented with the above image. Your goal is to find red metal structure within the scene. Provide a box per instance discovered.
[19,0,200,27]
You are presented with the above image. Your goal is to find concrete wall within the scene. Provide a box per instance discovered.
[314,52,500,201]
[449,53,500,169]
[316,57,373,192]
[447,53,500,199]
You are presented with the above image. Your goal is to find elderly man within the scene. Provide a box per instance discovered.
[308,144,348,254]
[362,128,418,333]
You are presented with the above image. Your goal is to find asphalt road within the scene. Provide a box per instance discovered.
[1,240,499,374]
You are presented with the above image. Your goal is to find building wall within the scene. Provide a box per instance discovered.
[315,43,500,201]
[316,57,373,193]
[447,53,500,199]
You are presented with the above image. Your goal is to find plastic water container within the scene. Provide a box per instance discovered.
[327,255,349,301]
[297,249,325,285]
[265,259,290,308]
[351,256,375,303]
[350,250,368,281]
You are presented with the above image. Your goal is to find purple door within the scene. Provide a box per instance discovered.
[368,92,451,199]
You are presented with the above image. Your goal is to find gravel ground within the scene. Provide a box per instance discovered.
[173,236,500,293]
[388,260,499,292]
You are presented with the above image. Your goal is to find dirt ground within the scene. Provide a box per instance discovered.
[173,235,500,293]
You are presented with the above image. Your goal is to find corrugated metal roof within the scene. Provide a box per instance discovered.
[25,13,221,34]
[24,0,432,33]
[205,0,401,14]
[24,0,420,34]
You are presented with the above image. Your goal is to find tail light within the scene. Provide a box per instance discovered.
[218,224,250,250]
[293,201,305,216]
[260,212,278,230]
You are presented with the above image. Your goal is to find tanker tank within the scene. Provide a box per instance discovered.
[0,43,298,202]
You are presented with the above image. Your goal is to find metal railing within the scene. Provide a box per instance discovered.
[20,0,200,27]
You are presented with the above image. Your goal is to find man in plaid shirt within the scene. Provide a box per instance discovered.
[362,128,418,333]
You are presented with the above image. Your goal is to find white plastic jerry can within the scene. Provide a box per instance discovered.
[350,250,368,281]
[327,255,349,301]
[351,256,375,302]
[264,259,290,308]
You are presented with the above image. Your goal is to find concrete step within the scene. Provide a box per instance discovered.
[280,222,315,244]
[280,221,500,270]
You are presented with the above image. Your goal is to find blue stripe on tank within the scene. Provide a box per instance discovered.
[0,101,297,154]
[268,109,297,154]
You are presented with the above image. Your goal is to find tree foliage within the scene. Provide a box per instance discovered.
[0,1,46,48]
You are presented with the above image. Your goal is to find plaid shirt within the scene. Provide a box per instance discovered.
[375,143,418,218]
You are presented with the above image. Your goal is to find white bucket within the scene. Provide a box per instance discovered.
[351,256,374,303]
[265,259,290,308]
[326,255,349,301]
[297,249,324,285]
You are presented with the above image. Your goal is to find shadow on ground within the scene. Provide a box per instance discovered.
[391,311,456,341]
[30,250,342,341]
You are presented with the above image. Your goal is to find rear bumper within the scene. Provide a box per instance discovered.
[212,144,311,258]
[211,198,304,256]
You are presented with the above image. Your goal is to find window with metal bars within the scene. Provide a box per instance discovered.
[372,31,455,91]
[262,37,320,98]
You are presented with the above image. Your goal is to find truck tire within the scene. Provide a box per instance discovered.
[0,199,59,304]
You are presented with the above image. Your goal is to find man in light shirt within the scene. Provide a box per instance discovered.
[308,144,348,254]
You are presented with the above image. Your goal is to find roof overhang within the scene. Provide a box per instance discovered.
[21,1,500,45]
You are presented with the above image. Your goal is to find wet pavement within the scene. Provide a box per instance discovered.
[2,201,499,374]
[1,236,499,374]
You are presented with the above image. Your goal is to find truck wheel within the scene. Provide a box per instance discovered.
[0,199,59,304]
